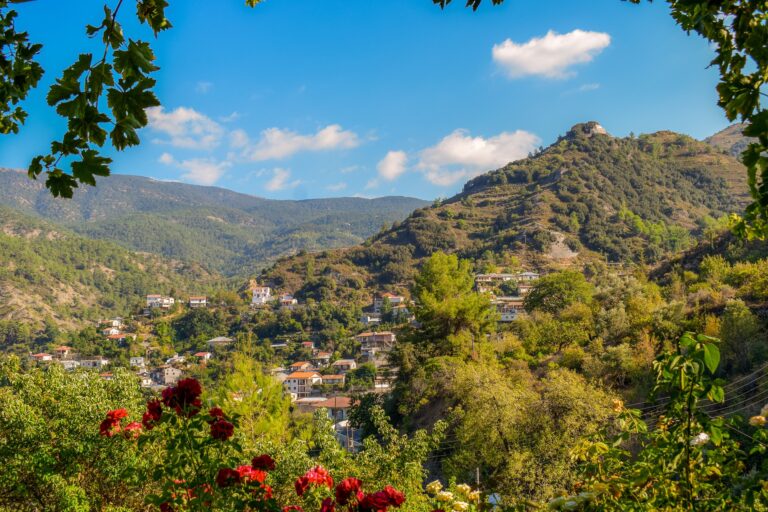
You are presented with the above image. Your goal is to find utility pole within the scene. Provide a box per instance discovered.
[476,467,480,488]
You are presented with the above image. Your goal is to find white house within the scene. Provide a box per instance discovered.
[373,293,405,313]
[251,286,272,306]
[289,361,313,372]
[137,372,153,387]
[59,359,80,371]
[194,351,212,362]
[53,345,73,359]
[283,371,323,399]
[146,294,175,309]
[80,357,109,369]
[360,313,381,326]
[101,317,124,329]
[331,359,357,373]
[31,352,52,362]
[356,331,396,347]
[152,365,183,386]
[311,396,353,422]
[279,294,298,310]
[130,356,145,368]
[102,327,121,336]
[321,374,346,388]
[189,296,208,308]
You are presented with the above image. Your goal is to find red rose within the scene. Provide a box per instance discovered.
[106,408,128,421]
[123,421,142,439]
[159,503,174,512]
[162,379,202,417]
[295,476,310,497]
[321,497,336,512]
[359,491,391,512]
[383,486,405,507]
[99,417,120,437]
[262,484,273,499]
[236,465,267,484]
[210,419,234,440]
[216,467,241,488]
[208,407,225,424]
[252,454,276,471]
[142,399,163,430]
[335,477,363,505]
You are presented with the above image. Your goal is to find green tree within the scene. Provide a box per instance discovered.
[411,252,496,357]
[524,270,593,315]
[718,299,764,374]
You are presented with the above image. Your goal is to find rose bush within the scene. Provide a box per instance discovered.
[100,378,408,512]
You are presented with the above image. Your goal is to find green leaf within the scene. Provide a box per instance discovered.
[71,149,112,186]
[702,343,720,374]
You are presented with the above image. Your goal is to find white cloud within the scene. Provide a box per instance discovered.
[377,150,408,181]
[417,129,540,186]
[365,179,379,190]
[157,152,229,186]
[146,106,223,150]
[492,29,610,79]
[340,165,361,174]
[326,182,348,192]
[244,124,360,161]
[229,129,250,149]
[265,168,301,191]
[195,81,213,94]
[578,82,601,92]
[219,111,241,123]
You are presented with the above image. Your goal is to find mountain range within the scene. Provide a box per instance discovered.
[0,170,428,276]
[260,122,750,304]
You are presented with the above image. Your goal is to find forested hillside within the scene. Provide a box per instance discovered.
[0,206,215,329]
[0,170,428,275]
[261,123,748,302]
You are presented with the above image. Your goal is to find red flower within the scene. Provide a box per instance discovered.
[283,507,304,512]
[210,419,234,440]
[216,467,241,488]
[123,421,142,439]
[99,418,120,437]
[321,497,336,512]
[107,408,128,421]
[383,486,405,507]
[162,378,202,417]
[208,406,225,423]
[262,484,274,499]
[159,503,174,512]
[359,491,391,512]
[236,465,267,484]
[252,454,276,471]
[295,466,333,496]
[335,477,363,505]
[142,399,162,430]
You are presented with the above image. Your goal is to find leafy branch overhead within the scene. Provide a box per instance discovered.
[1,0,767,240]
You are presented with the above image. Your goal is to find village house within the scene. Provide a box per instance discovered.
[283,371,323,399]
[475,271,540,293]
[107,333,136,343]
[493,296,525,322]
[356,331,397,348]
[289,361,313,372]
[101,317,125,329]
[80,356,110,369]
[207,336,234,350]
[300,341,315,351]
[59,359,80,371]
[312,351,332,367]
[321,374,346,388]
[194,351,212,362]
[251,286,272,306]
[102,326,121,336]
[31,352,52,362]
[373,293,405,313]
[165,354,186,365]
[311,396,353,422]
[189,296,208,308]
[293,396,329,414]
[279,294,298,310]
[130,356,145,368]
[331,359,357,373]
[361,346,380,363]
[517,282,535,295]
[53,345,73,359]
[146,294,175,309]
[137,372,153,387]
[360,313,381,326]
[100,372,113,381]
[152,365,183,386]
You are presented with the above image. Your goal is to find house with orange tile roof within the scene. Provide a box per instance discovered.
[283,371,322,399]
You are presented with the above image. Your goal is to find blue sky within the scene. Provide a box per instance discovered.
[0,0,729,200]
